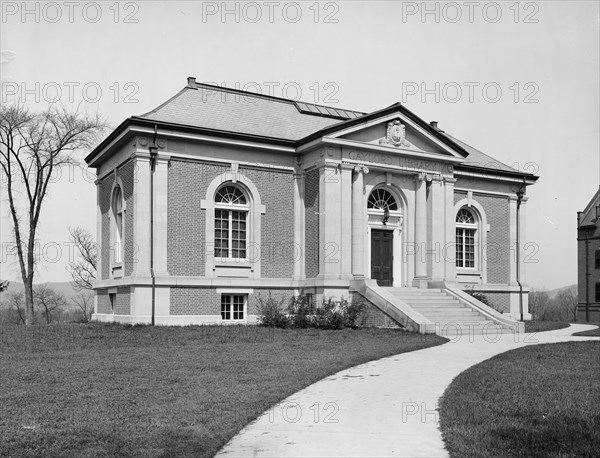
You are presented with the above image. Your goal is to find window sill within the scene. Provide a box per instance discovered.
[214,259,253,269]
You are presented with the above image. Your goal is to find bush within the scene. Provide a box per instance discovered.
[256,293,369,330]
[286,294,315,329]
[342,297,367,329]
[256,293,289,328]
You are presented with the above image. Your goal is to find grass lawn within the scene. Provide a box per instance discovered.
[523,321,570,333]
[0,323,445,457]
[572,323,600,337]
[439,341,600,458]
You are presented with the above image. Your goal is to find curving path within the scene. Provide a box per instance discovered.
[216,324,600,458]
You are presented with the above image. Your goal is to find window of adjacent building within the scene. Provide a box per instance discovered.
[456,208,477,269]
[112,186,124,264]
[109,293,116,312]
[221,294,246,321]
[595,250,600,269]
[596,283,600,302]
[214,185,249,259]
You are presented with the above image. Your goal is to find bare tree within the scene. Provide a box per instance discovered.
[71,291,95,323]
[556,288,578,322]
[7,290,26,325]
[0,104,107,325]
[528,289,549,321]
[67,226,97,291]
[33,284,67,324]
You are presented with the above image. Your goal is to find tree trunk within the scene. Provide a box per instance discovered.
[24,276,34,325]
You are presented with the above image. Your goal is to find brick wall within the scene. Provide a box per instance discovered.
[350,293,403,328]
[99,176,112,280]
[239,166,294,278]
[121,161,135,277]
[115,287,131,315]
[483,292,511,313]
[168,160,229,276]
[97,289,111,313]
[170,287,220,315]
[305,169,320,278]
[477,194,510,283]
[98,160,134,280]
[454,191,511,284]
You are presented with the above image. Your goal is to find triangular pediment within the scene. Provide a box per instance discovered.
[327,111,466,159]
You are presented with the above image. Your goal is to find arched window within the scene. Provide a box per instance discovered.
[368,188,398,211]
[112,186,124,264]
[456,208,477,268]
[214,185,249,259]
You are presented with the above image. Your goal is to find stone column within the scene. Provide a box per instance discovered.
[508,196,518,285]
[352,166,368,277]
[444,177,457,283]
[319,162,342,279]
[413,173,428,288]
[130,152,151,278]
[340,164,354,278]
[429,175,445,282]
[293,168,305,280]
[153,154,170,276]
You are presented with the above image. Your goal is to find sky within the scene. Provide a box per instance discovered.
[0,0,599,290]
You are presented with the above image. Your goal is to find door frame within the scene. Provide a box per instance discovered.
[370,228,394,286]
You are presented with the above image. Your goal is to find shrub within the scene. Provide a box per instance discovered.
[256,293,289,328]
[286,294,315,329]
[313,298,345,330]
[342,297,367,329]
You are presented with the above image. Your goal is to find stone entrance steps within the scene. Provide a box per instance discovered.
[385,287,518,335]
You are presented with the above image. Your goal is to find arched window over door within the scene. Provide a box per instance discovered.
[368,188,398,211]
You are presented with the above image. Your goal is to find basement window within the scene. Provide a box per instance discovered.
[221,294,246,322]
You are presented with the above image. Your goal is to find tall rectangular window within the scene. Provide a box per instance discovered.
[595,249,600,269]
[596,283,600,302]
[214,210,247,259]
[456,228,476,268]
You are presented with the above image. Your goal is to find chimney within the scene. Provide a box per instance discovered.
[430,121,444,132]
[187,76,197,89]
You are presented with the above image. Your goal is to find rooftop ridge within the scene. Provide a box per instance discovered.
[191,81,365,120]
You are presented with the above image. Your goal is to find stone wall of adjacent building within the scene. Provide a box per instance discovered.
[304,168,320,278]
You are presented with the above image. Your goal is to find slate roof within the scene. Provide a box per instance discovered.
[441,133,520,173]
[140,83,364,141]
[89,79,534,179]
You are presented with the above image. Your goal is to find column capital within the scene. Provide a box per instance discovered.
[353,165,369,175]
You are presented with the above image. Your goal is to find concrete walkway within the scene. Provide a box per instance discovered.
[216,324,600,458]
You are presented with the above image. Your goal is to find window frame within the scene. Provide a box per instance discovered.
[214,186,250,261]
[455,208,478,270]
[220,294,247,322]
[111,185,125,271]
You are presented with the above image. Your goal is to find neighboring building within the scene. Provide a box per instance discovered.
[85,77,538,332]
[577,188,600,322]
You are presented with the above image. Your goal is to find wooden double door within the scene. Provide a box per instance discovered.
[371,229,393,287]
